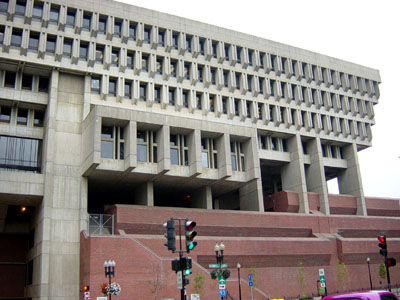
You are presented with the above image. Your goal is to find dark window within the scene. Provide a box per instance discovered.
[234,99,239,116]
[98,15,107,34]
[15,0,25,17]
[172,32,178,49]
[33,110,44,127]
[124,81,131,98]
[0,135,42,173]
[156,57,162,74]
[154,85,161,103]
[224,44,230,61]
[141,54,148,72]
[170,60,177,77]
[22,74,33,90]
[198,65,203,82]
[182,90,188,108]
[82,12,91,31]
[144,26,151,43]
[212,41,217,58]
[0,0,8,13]
[282,58,287,74]
[246,101,251,118]
[169,88,175,106]
[0,27,4,44]
[66,8,76,28]
[199,38,205,55]
[32,2,43,20]
[126,52,133,68]
[28,229,35,249]
[28,31,40,51]
[109,78,116,96]
[91,77,101,94]
[26,260,33,285]
[236,46,242,64]
[17,108,28,125]
[111,48,119,66]
[11,29,22,47]
[210,68,216,85]
[158,30,165,47]
[63,38,72,57]
[196,93,201,109]
[0,106,11,123]
[186,35,192,52]
[46,35,56,54]
[139,83,146,101]
[79,42,88,60]
[222,97,227,114]
[114,19,122,37]
[248,49,253,66]
[129,22,136,40]
[184,63,190,80]
[4,71,16,87]
[38,77,49,92]
[49,5,59,24]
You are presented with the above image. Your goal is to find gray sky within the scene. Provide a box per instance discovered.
[118,0,400,198]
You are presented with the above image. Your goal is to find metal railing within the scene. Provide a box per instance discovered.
[88,214,114,235]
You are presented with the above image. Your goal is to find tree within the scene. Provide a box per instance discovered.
[248,267,260,289]
[296,262,308,298]
[379,263,386,281]
[335,260,349,291]
[148,260,165,300]
[192,271,205,297]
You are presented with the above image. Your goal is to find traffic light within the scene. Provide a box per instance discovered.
[185,220,197,252]
[378,235,387,257]
[171,258,180,272]
[183,257,192,275]
[83,285,89,292]
[386,258,397,268]
[164,219,176,252]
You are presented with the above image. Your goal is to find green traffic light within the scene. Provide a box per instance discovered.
[188,241,197,250]
[184,269,192,275]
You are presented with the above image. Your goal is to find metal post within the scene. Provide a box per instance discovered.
[367,257,372,290]
[237,263,242,300]
[385,259,391,292]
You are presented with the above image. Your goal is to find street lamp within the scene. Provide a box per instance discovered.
[367,257,372,290]
[215,242,225,265]
[104,260,115,300]
[237,263,242,300]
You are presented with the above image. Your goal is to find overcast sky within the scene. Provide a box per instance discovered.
[118,0,400,198]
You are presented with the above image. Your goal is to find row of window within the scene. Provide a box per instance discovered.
[100,125,246,172]
[0,104,44,127]
[0,0,379,98]
[0,70,49,92]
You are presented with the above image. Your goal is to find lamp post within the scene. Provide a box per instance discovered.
[104,260,115,300]
[237,263,242,300]
[215,242,225,266]
[367,257,372,290]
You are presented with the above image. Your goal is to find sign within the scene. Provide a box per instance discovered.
[248,274,253,281]
[209,264,220,268]
[219,290,227,297]
[84,292,90,300]
[221,264,228,268]
[318,269,326,296]
[319,269,325,276]
[219,284,226,290]
[97,298,107,300]
[218,277,226,285]
[249,281,253,287]
[191,294,200,300]
[177,270,183,289]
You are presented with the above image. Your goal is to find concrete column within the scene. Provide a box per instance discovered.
[188,129,202,176]
[305,137,330,214]
[338,143,367,216]
[157,125,170,174]
[239,179,264,212]
[82,75,91,120]
[281,134,309,214]
[124,120,136,172]
[243,134,260,181]
[217,133,232,179]
[191,186,212,209]
[133,182,154,206]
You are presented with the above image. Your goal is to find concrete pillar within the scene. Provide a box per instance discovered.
[188,129,202,176]
[281,134,309,213]
[124,120,136,172]
[133,182,154,206]
[305,137,330,214]
[157,125,170,174]
[191,186,212,209]
[239,178,264,211]
[217,133,232,179]
[338,143,367,216]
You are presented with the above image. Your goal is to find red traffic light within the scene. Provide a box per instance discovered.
[185,221,196,231]
[387,258,396,267]
[378,235,386,243]
[83,285,89,291]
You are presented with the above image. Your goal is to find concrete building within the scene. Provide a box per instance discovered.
[0,0,399,299]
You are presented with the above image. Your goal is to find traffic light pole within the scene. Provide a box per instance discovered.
[385,259,391,292]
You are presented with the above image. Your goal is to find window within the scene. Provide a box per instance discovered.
[33,110,44,127]
[32,2,43,20]
[199,38,205,55]
[259,135,267,150]
[139,83,146,101]
[234,99,239,116]
[79,42,88,60]
[11,28,22,47]
[257,103,262,120]
[168,88,175,106]
[198,65,204,82]
[210,68,216,85]
[108,78,117,97]
[182,90,188,108]
[223,70,228,87]
[46,35,56,54]
[236,46,242,64]
[62,38,72,58]
[271,55,276,72]
[222,97,227,114]
[38,77,49,92]
[0,106,11,123]
[95,44,104,63]
[282,57,287,74]
[0,0,8,13]
[170,60,177,77]
[230,141,245,171]
[172,32,178,49]
[15,0,25,17]
[91,77,101,94]
[209,94,215,112]
[141,54,148,72]
[17,108,28,125]
[21,74,33,90]
[212,41,217,58]
[224,44,230,61]
[144,26,151,44]
[127,52,133,69]
[137,130,157,163]
[98,15,107,34]
[184,63,190,80]
[26,260,33,285]
[28,31,40,51]
[259,78,264,94]
[66,8,76,28]
[170,134,188,166]
[0,26,4,44]
[101,125,124,160]
[154,85,161,103]
[124,81,131,99]
[158,30,165,47]
[114,19,122,37]
[129,22,136,40]
[201,138,217,168]
[0,135,42,173]
[111,48,119,66]
[271,137,277,151]
[4,71,16,88]
[49,5,59,24]
[82,12,91,31]
[248,49,253,66]
[186,35,192,52]
[156,57,162,74]
[246,101,251,118]
[196,93,201,110]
